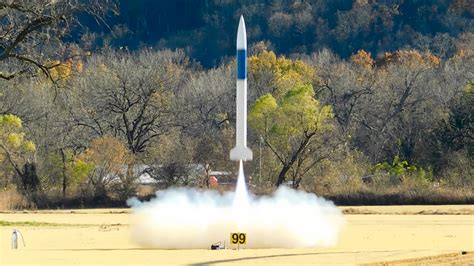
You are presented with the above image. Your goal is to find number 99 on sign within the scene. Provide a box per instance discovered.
[230,233,246,245]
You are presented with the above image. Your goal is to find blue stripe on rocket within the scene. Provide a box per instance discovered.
[237,49,247,80]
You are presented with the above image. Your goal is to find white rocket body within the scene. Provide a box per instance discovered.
[230,16,253,161]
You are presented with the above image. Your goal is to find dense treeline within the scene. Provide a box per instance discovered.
[101,0,474,66]
[0,0,472,208]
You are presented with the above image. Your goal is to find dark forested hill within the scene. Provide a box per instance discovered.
[90,0,474,66]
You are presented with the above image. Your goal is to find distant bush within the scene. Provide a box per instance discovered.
[325,186,473,205]
[0,187,29,210]
[302,154,473,205]
[440,150,473,188]
[307,152,366,195]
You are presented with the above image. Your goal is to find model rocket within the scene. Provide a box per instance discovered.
[230,16,253,161]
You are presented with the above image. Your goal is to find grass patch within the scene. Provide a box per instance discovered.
[0,210,131,214]
[322,186,474,205]
[340,207,474,215]
[0,220,127,228]
[0,220,94,227]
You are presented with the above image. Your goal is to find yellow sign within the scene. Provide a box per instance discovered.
[230,232,246,245]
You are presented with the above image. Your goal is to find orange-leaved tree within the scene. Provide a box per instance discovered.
[78,136,136,201]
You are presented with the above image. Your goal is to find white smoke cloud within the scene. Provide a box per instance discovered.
[127,186,345,249]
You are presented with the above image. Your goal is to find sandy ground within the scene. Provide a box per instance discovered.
[0,205,473,265]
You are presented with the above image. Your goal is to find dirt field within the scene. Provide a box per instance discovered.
[0,205,473,265]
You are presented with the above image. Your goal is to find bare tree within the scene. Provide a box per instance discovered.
[0,0,116,81]
[175,64,235,175]
[310,49,377,134]
[68,49,188,154]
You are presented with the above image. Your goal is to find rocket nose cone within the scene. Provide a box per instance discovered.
[239,15,245,27]
[237,16,246,50]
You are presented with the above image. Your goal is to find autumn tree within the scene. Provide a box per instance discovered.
[0,114,38,201]
[250,82,333,187]
[40,148,92,207]
[142,130,198,188]
[249,50,316,101]
[78,136,135,201]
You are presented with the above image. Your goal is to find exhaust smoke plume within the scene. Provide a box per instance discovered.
[127,163,344,249]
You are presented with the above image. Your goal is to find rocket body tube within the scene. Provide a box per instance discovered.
[230,16,253,161]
